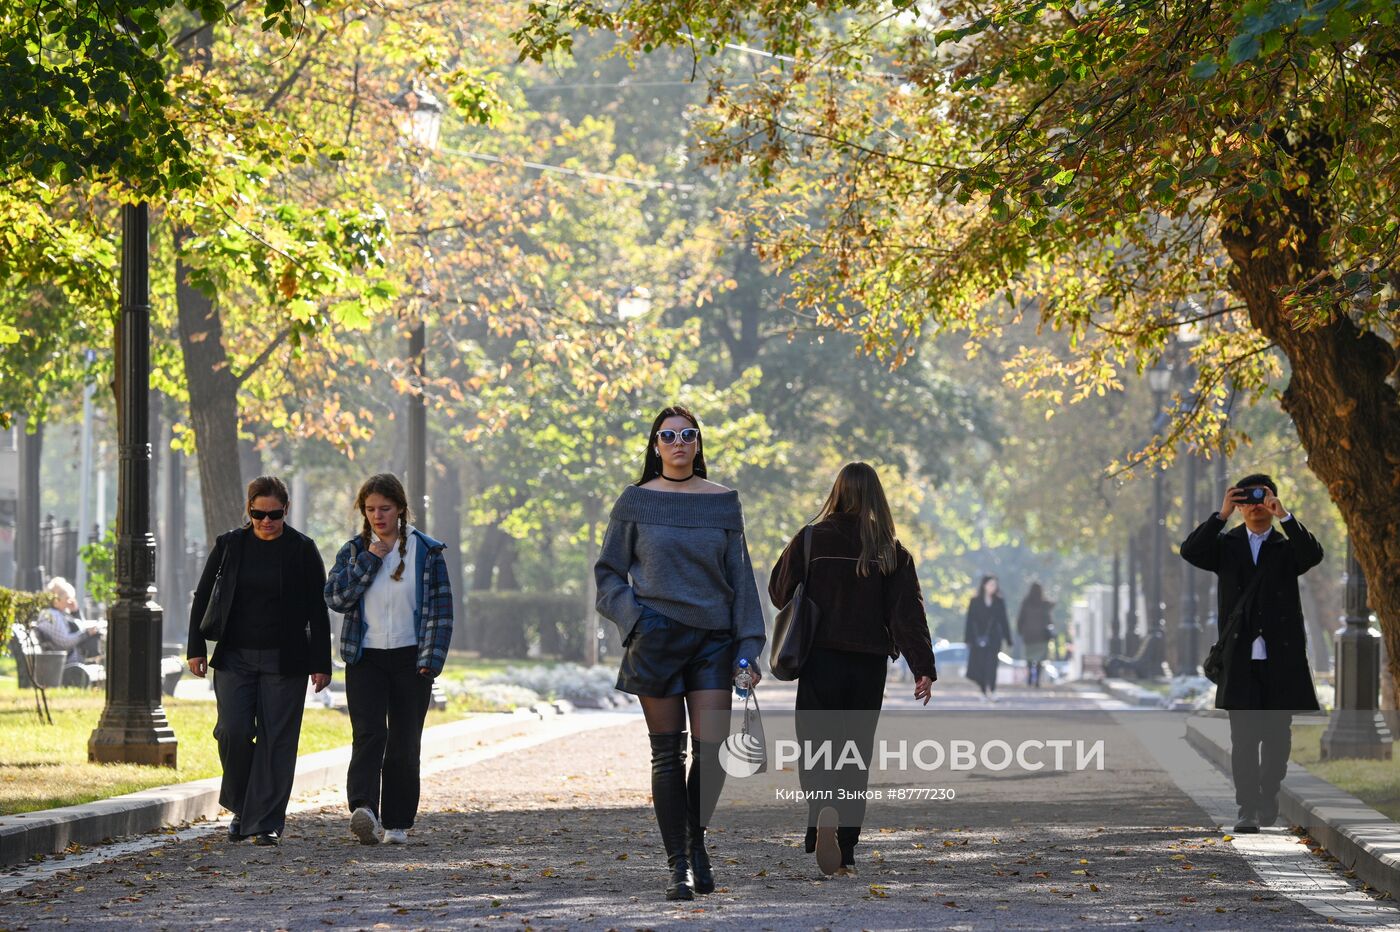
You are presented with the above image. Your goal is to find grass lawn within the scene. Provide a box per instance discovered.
[433,652,553,685]
[0,660,458,816]
[0,649,563,815]
[1291,723,1400,822]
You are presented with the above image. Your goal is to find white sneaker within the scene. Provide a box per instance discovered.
[989,694,1000,704]
[383,828,408,845]
[351,807,382,845]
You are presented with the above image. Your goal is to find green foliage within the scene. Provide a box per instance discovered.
[79,527,117,608]
[0,586,52,646]
[516,0,1400,461]
[0,0,315,195]
[468,591,583,659]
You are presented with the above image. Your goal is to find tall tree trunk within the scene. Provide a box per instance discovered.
[175,252,245,543]
[1221,131,1400,696]
[172,25,242,544]
[432,462,464,648]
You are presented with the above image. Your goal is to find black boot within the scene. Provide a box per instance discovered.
[687,737,725,894]
[650,732,693,901]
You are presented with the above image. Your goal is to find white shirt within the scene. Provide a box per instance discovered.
[1246,527,1271,660]
[362,528,418,650]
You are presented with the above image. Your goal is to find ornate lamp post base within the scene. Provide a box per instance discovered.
[1321,540,1392,761]
[89,595,177,767]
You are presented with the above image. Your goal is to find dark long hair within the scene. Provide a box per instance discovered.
[1022,582,1052,608]
[816,462,898,577]
[355,473,411,582]
[978,574,1001,600]
[635,405,708,485]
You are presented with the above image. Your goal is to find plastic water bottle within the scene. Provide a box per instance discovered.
[734,658,754,699]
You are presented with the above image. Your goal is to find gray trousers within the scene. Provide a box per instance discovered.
[213,647,307,835]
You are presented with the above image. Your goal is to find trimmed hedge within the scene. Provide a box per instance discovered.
[468,591,587,660]
[0,587,51,646]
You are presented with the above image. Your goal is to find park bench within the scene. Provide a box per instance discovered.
[8,623,66,689]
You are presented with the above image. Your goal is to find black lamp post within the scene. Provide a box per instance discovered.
[1124,531,1139,657]
[1321,539,1392,759]
[1144,359,1173,674]
[1110,546,1122,656]
[392,84,444,529]
[1179,449,1201,672]
[88,202,178,767]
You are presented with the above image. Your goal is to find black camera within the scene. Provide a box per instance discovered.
[1234,487,1269,506]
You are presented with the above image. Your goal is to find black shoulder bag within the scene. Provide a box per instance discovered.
[198,540,233,641]
[770,526,820,681]
[1202,571,1266,685]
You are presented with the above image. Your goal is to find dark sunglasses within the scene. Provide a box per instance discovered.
[249,509,285,521]
[657,428,699,445]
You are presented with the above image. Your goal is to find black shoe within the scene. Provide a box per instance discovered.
[650,732,693,901]
[252,832,280,846]
[1258,798,1280,827]
[228,818,243,842]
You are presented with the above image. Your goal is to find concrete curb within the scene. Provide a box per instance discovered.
[1098,677,1166,707]
[1185,715,1400,900]
[0,705,571,867]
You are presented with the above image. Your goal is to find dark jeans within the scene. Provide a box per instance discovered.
[212,647,308,836]
[1228,660,1293,813]
[346,646,433,830]
[795,646,888,860]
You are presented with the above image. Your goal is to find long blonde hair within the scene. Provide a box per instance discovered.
[816,462,898,577]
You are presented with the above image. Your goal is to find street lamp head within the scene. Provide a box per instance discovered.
[616,285,653,321]
[1147,360,1173,394]
[392,83,444,153]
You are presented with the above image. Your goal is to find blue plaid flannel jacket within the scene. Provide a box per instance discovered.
[324,528,454,676]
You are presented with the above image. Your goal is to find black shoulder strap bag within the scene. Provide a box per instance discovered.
[198,538,234,641]
[770,526,820,681]
[1203,570,1267,685]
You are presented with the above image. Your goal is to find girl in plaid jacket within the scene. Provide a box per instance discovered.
[325,473,453,845]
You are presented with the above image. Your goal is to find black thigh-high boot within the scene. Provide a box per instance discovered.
[687,737,725,894]
[650,732,693,901]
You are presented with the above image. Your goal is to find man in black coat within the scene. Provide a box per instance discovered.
[1180,472,1324,834]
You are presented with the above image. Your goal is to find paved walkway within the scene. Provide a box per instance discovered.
[5,679,1399,930]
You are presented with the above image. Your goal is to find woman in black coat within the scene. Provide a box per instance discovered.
[964,575,1011,701]
[186,476,333,846]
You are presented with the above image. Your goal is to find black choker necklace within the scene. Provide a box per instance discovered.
[661,472,694,482]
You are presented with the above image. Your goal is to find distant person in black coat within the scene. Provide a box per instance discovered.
[1016,583,1054,688]
[964,575,1011,701]
[1180,472,1323,834]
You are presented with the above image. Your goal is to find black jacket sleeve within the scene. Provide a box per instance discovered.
[768,529,804,608]
[304,539,333,675]
[1180,513,1227,572]
[187,534,226,660]
[995,598,1012,646]
[1280,516,1324,575]
[885,548,936,680]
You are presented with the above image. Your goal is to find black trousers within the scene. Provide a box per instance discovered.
[795,646,888,857]
[1227,660,1293,812]
[212,647,308,836]
[346,646,433,830]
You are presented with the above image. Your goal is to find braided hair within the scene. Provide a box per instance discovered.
[355,473,411,582]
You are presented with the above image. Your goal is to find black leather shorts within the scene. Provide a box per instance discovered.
[616,605,735,698]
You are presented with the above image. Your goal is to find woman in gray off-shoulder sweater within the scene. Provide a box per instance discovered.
[594,405,766,902]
